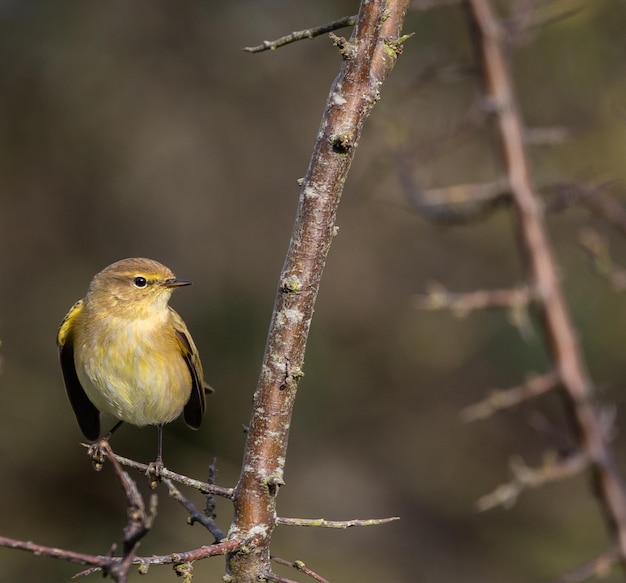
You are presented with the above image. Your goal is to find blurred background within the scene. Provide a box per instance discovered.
[1,0,626,581]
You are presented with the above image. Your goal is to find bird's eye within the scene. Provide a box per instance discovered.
[133,276,148,288]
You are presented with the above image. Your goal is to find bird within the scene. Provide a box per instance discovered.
[57,258,207,470]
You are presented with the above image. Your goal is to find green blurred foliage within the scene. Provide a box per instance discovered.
[1,1,625,581]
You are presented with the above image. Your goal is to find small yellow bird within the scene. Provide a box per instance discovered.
[57,258,206,465]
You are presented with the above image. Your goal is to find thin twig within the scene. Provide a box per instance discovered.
[244,15,356,53]
[204,457,220,532]
[162,478,226,541]
[272,556,332,583]
[476,452,590,512]
[0,532,241,573]
[0,536,108,568]
[276,516,399,528]
[81,444,233,498]
[460,371,560,422]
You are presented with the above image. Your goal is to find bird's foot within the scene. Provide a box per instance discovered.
[86,439,109,471]
[146,458,165,489]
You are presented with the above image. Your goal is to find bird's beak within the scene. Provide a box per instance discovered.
[164,278,192,288]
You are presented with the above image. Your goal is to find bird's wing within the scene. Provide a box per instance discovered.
[169,307,206,429]
[57,299,101,441]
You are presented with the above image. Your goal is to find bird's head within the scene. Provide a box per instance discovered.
[86,257,191,319]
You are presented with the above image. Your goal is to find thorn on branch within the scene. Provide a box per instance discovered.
[460,371,560,422]
[276,516,400,528]
[243,15,357,53]
[476,452,589,512]
[328,33,356,59]
[383,32,415,56]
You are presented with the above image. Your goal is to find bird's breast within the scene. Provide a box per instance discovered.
[74,315,192,426]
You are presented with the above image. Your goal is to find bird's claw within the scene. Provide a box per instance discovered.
[146,459,165,489]
[86,439,109,471]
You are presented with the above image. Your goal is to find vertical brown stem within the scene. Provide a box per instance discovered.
[226,2,409,581]
[466,0,626,570]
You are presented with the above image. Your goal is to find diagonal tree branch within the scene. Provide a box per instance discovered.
[243,15,357,53]
[271,556,331,583]
[228,1,410,581]
[0,535,242,575]
[465,0,626,572]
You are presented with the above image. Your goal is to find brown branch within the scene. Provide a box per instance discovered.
[271,556,332,583]
[0,535,242,574]
[82,444,234,499]
[466,0,626,570]
[243,15,356,53]
[276,516,399,528]
[460,371,560,422]
[1,443,240,576]
[0,536,110,569]
[102,442,156,582]
[476,452,590,512]
[227,2,409,582]
[127,538,241,566]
